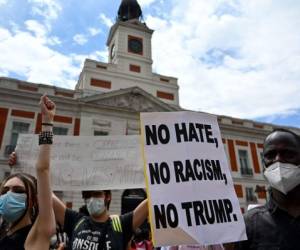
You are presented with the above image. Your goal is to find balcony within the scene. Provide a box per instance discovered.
[241,167,253,176]
[4,145,15,157]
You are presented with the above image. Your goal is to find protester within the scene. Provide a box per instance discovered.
[8,120,148,249]
[0,94,56,249]
[129,225,153,250]
[233,128,300,249]
[7,97,148,249]
[52,188,148,250]
[79,190,112,216]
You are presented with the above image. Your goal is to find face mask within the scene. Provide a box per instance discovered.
[264,162,300,194]
[87,197,106,216]
[0,191,27,223]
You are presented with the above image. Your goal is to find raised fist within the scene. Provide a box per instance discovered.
[40,94,56,123]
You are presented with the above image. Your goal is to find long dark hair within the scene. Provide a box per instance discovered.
[0,173,38,231]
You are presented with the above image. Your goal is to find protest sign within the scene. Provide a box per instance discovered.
[14,134,145,191]
[140,111,247,246]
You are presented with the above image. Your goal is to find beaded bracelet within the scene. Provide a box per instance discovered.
[39,131,53,145]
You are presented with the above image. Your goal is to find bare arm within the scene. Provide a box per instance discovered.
[52,192,67,227]
[10,154,67,227]
[132,199,148,231]
[25,95,56,249]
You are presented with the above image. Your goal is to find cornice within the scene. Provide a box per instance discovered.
[83,67,179,90]
[107,21,153,46]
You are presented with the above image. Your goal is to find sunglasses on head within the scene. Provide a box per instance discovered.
[1,185,26,195]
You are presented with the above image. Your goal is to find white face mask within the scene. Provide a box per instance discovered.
[264,162,300,195]
[86,197,106,216]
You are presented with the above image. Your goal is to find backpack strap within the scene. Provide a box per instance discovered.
[74,217,86,232]
[110,215,122,233]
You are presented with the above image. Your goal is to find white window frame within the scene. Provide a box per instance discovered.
[53,123,72,136]
[238,149,253,176]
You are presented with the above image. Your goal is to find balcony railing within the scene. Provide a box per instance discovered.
[241,167,253,176]
[4,145,15,156]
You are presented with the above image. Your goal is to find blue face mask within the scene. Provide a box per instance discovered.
[0,191,27,223]
[87,197,106,216]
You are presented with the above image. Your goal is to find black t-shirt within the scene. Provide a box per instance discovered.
[64,209,133,250]
[234,197,300,250]
[0,225,31,250]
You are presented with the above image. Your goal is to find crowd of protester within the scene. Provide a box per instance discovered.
[0,95,299,250]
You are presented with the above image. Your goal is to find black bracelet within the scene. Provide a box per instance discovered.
[41,123,53,126]
[39,131,53,145]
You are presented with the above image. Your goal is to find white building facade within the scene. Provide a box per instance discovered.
[0,1,299,214]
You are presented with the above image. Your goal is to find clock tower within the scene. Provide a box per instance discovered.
[107,0,154,76]
[76,0,179,106]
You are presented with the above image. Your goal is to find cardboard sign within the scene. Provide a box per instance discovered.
[14,134,145,191]
[140,111,247,246]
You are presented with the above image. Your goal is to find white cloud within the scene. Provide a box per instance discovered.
[0,69,8,76]
[25,19,48,38]
[73,34,88,45]
[88,27,102,36]
[146,0,300,119]
[24,19,61,46]
[28,0,62,22]
[138,0,157,7]
[0,0,7,6]
[0,28,11,41]
[0,27,91,88]
[99,13,113,28]
[47,36,61,45]
[1,0,299,123]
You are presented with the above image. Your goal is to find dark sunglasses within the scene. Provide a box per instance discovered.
[1,185,26,195]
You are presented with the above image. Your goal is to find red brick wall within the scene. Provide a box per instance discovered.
[11,109,35,119]
[74,118,80,136]
[90,78,111,89]
[157,91,174,100]
[0,108,9,149]
[227,139,238,171]
[234,184,243,198]
[129,64,141,73]
[250,142,261,173]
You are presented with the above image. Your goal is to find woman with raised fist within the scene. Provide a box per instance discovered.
[0,94,56,250]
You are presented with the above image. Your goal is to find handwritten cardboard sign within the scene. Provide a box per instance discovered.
[14,135,145,191]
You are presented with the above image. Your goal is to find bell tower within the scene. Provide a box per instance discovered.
[77,0,179,106]
[106,0,154,76]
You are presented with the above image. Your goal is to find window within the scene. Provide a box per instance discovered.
[53,127,68,135]
[6,122,30,156]
[238,150,253,175]
[10,122,30,146]
[260,152,265,167]
[94,131,109,136]
[246,187,257,202]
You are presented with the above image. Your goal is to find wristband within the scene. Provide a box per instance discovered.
[39,131,53,145]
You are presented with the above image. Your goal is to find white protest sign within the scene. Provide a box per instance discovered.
[14,134,145,191]
[140,111,247,246]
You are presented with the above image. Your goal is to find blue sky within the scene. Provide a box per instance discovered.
[0,0,299,128]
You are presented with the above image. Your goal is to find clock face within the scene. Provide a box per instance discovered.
[128,37,143,54]
[111,44,116,58]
